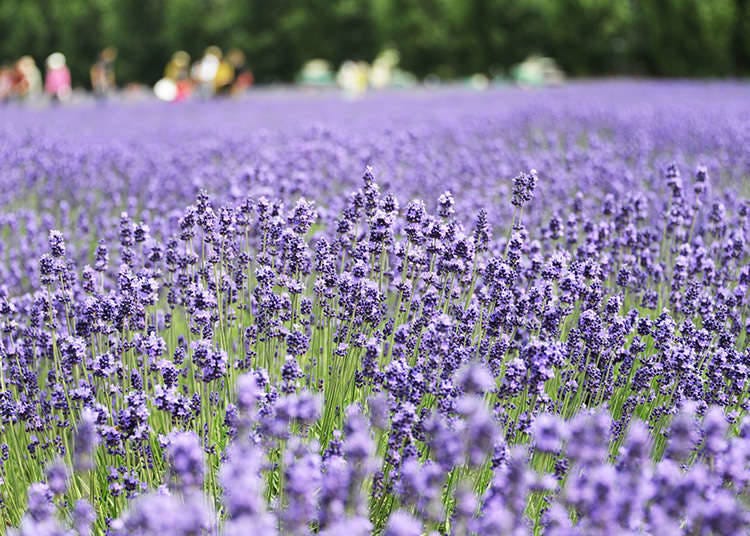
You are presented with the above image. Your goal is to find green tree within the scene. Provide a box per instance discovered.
[101,0,168,84]
[372,0,456,78]
[733,0,750,73]
[0,0,106,88]
[548,0,633,75]
[633,0,736,77]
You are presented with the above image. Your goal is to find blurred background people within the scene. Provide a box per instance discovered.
[227,48,253,95]
[297,59,333,87]
[15,56,43,101]
[192,46,221,99]
[165,50,189,80]
[213,48,235,95]
[369,49,398,89]
[337,61,369,97]
[163,50,192,102]
[156,47,253,102]
[156,50,192,103]
[45,52,71,103]
[90,47,117,99]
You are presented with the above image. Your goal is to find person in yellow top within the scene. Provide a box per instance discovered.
[211,47,235,95]
[165,51,191,81]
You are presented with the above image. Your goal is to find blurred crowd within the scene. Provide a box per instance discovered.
[0,53,69,104]
[0,44,564,106]
[155,47,253,102]
[294,49,566,96]
[0,45,254,105]
[0,48,118,105]
[297,49,417,96]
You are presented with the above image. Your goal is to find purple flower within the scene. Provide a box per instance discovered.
[112,491,214,535]
[220,441,269,521]
[566,409,611,466]
[455,361,495,396]
[700,406,729,458]
[384,510,422,536]
[281,439,321,535]
[72,499,96,535]
[74,408,99,472]
[666,402,700,461]
[48,230,66,258]
[236,372,264,416]
[511,170,538,209]
[319,516,372,536]
[165,431,205,491]
[44,459,69,496]
[25,483,55,522]
[532,413,567,454]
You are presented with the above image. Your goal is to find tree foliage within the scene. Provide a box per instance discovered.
[0,0,747,86]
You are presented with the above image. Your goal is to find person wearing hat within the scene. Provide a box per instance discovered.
[45,52,72,103]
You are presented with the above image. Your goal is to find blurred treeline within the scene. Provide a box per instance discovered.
[1,0,749,86]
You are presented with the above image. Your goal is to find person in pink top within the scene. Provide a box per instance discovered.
[45,52,72,103]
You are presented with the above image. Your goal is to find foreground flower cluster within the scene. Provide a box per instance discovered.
[0,84,749,535]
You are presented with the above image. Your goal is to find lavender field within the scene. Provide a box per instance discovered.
[1,82,749,535]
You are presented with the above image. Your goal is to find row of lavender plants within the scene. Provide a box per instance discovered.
[0,84,749,534]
